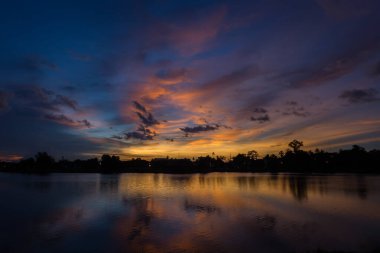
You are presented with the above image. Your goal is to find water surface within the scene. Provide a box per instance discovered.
[0,173,379,253]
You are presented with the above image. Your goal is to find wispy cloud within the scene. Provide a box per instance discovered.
[251,114,270,123]
[370,62,380,76]
[316,0,377,19]
[17,55,58,72]
[147,5,228,56]
[119,101,160,141]
[132,101,147,113]
[133,100,159,127]
[250,107,270,123]
[180,124,221,135]
[54,94,78,111]
[44,114,92,128]
[339,88,379,104]
[12,85,93,128]
[0,91,10,111]
[282,101,310,117]
[155,68,190,85]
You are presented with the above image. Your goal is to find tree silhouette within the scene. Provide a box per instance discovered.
[247,150,259,160]
[288,139,303,152]
[1,141,380,173]
[101,154,121,171]
[35,152,55,171]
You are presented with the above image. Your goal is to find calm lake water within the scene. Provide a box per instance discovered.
[0,173,379,253]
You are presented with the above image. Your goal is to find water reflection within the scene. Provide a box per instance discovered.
[184,199,221,214]
[0,173,379,253]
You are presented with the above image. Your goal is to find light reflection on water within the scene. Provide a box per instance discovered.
[0,173,379,253]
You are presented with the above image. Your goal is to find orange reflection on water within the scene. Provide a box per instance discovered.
[109,173,380,252]
[2,173,379,252]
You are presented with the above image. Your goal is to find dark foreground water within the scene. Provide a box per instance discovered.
[0,173,379,253]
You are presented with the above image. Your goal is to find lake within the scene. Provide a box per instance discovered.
[0,173,379,253]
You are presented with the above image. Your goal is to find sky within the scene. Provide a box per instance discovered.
[1,0,380,160]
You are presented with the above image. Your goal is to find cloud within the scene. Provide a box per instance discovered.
[147,5,227,56]
[124,131,150,140]
[124,125,157,141]
[253,107,267,113]
[155,68,190,85]
[17,55,57,72]
[339,88,379,103]
[370,62,380,76]
[10,86,92,129]
[180,124,221,135]
[291,39,380,89]
[202,64,259,92]
[68,51,93,62]
[282,101,310,117]
[0,153,23,162]
[78,119,92,128]
[44,114,92,128]
[21,86,80,112]
[250,114,270,123]
[132,101,159,127]
[316,0,377,19]
[296,57,357,88]
[124,131,155,141]
[111,135,123,140]
[133,101,147,113]
[54,94,78,111]
[250,107,270,123]
[120,101,160,141]
[136,111,159,127]
[0,91,10,111]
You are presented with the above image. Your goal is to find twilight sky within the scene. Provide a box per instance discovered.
[1,0,380,160]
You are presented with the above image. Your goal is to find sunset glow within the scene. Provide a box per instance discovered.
[1,1,380,160]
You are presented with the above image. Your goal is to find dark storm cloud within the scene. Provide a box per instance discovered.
[180,124,221,134]
[250,114,270,123]
[339,88,379,103]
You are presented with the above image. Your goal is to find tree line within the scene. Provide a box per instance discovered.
[1,140,379,174]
